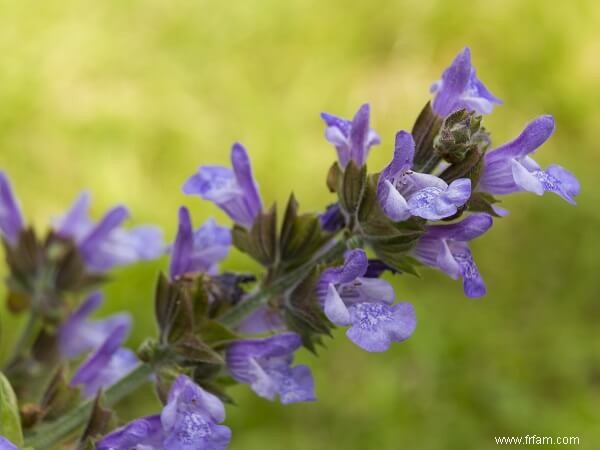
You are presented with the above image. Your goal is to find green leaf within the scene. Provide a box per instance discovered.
[0,371,24,447]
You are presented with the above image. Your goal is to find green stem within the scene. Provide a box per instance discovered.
[23,235,362,449]
[219,235,361,327]
[3,314,41,372]
[24,363,153,450]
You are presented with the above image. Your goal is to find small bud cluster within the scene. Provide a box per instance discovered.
[0,47,579,449]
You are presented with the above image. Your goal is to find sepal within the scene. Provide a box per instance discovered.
[338,161,367,220]
[411,102,444,172]
[283,268,332,353]
[75,392,113,450]
[467,192,504,217]
[39,366,81,422]
[232,205,278,267]
[280,194,330,270]
[0,372,24,447]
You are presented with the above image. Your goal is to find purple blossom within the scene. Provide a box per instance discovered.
[183,143,262,228]
[96,416,164,450]
[58,291,131,359]
[478,115,580,204]
[170,207,232,279]
[0,172,25,246]
[316,249,416,352]
[431,47,502,117]
[377,131,471,221]
[97,375,231,450]
[321,104,381,167]
[414,213,493,298]
[56,192,165,273]
[0,437,17,450]
[161,375,232,450]
[226,333,315,404]
[71,318,138,398]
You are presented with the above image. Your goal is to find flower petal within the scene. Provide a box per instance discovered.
[324,284,352,326]
[278,365,316,405]
[346,301,415,352]
[170,207,194,279]
[349,103,371,167]
[431,48,472,117]
[421,213,493,241]
[486,115,555,162]
[511,159,544,195]
[450,242,486,298]
[96,415,164,450]
[231,142,262,221]
[380,180,411,222]
[0,172,24,245]
[55,191,92,240]
[536,164,580,204]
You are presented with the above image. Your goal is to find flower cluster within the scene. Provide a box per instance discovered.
[0,48,579,449]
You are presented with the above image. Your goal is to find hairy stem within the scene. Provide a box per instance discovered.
[24,363,153,450]
[220,234,361,327]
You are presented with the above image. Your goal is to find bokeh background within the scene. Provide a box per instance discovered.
[1,0,599,448]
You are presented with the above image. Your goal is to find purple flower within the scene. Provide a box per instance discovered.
[161,375,232,450]
[321,104,381,167]
[183,143,262,228]
[170,207,232,279]
[414,213,493,298]
[0,437,17,450]
[316,249,416,352]
[226,333,315,404]
[56,192,164,273]
[96,416,164,450]
[431,47,502,117]
[71,318,138,397]
[58,291,131,358]
[478,115,580,204]
[0,172,25,246]
[97,375,231,450]
[377,131,471,221]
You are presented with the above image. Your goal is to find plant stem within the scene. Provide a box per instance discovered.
[219,234,361,328]
[24,363,153,450]
[23,235,361,449]
[3,313,41,372]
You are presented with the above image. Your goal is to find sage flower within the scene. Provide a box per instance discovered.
[316,249,416,352]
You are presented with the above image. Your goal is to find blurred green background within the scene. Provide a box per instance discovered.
[1,0,599,448]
